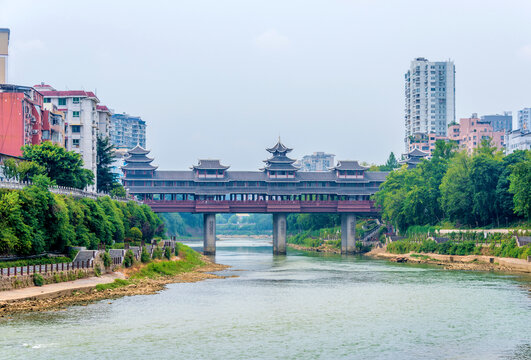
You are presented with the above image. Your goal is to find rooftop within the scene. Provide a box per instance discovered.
[192,159,230,170]
[331,161,368,171]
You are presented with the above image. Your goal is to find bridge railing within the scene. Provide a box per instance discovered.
[0,180,131,202]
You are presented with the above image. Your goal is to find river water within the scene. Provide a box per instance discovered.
[1,238,530,359]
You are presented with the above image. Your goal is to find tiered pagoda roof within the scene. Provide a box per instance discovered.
[399,148,429,169]
[261,139,299,172]
[122,145,158,171]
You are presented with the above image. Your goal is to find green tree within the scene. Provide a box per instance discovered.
[440,152,474,226]
[129,227,143,242]
[0,158,44,182]
[96,136,118,193]
[110,184,127,198]
[496,151,528,224]
[380,152,399,171]
[509,152,531,219]
[22,142,94,189]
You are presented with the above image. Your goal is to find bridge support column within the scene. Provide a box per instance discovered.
[203,213,216,255]
[341,213,356,254]
[272,213,287,255]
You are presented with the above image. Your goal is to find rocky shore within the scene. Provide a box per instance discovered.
[366,246,531,274]
[0,256,229,315]
[287,243,341,254]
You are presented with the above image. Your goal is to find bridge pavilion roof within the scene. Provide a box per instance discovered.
[262,139,299,172]
[331,160,368,171]
[192,159,230,170]
[122,145,158,171]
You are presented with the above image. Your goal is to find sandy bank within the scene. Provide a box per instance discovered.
[0,256,230,315]
[367,246,531,274]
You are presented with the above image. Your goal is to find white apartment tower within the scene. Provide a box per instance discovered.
[34,83,100,191]
[404,57,455,150]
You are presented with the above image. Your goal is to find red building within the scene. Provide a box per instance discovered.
[0,84,45,157]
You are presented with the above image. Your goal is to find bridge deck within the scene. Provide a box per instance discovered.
[144,199,379,214]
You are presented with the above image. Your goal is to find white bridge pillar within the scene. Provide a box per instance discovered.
[203,213,216,255]
[341,213,356,254]
[272,213,287,255]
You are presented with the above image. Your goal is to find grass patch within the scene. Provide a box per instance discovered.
[94,279,131,291]
[131,244,204,279]
[410,253,432,260]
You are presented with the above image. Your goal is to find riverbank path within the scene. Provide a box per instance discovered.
[0,272,125,302]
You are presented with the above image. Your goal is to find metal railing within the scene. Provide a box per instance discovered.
[0,180,130,202]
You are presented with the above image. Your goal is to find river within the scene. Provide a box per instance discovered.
[1,237,530,359]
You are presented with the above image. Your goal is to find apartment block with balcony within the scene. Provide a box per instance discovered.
[97,105,112,139]
[517,108,531,131]
[404,57,455,152]
[110,113,146,150]
[480,112,513,133]
[297,152,335,172]
[34,83,100,191]
[448,115,505,153]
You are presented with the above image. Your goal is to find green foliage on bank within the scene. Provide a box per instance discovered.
[131,244,203,279]
[374,140,531,232]
[0,180,164,256]
[387,239,531,259]
[0,256,72,268]
[95,278,132,291]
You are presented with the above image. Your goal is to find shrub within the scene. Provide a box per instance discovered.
[54,273,61,283]
[174,242,180,256]
[164,247,172,260]
[94,266,101,277]
[123,250,135,268]
[140,247,151,263]
[152,246,163,260]
[33,273,44,286]
[102,252,112,268]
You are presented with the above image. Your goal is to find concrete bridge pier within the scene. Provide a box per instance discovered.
[203,213,216,255]
[272,213,287,255]
[341,213,356,254]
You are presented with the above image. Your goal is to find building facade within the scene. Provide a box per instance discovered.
[404,57,455,151]
[110,113,146,149]
[407,132,448,155]
[0,28,9,84]
[297,152,335,172]
[506,129,531,154]
[517,108,531,131]
[34,83,100,190]
[42,103,65,147]
[96,105,112,139]
[448,115,505,153]
[0,84,44,157]
[480,112,512,132]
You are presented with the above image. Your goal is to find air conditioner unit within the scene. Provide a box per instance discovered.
[31,129,39,135]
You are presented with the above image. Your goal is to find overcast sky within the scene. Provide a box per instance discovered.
[1,0,530,169]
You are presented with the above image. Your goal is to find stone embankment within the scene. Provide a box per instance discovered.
[0,256,229,315]
[367,246,531,273]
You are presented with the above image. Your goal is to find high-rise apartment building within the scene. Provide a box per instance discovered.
[0,28,9,84]
[480,112,512,133]
[517,108,531,131]
[110,113,146,149]
[298,152,335,172]
[404,57,455,151]
[34,83,100,191]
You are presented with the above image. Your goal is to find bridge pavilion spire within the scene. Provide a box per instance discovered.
[262,139,299,178]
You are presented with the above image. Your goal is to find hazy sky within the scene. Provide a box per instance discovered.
[1,0,530,170]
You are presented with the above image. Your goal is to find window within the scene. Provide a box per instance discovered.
[72,97,80,104]
[58,98,67,106]
[72,139,80,147]
[73,111,80,117]
[71,125,81,133]
[43,98,51,103]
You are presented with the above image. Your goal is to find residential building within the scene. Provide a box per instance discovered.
[111,147,129,180]
[0,84,44,157]
[0,28,9,84]
[506,129,531,154]
[42,103,65,147]
[480,112,512,132]
[404,57,455,151]
[111,113,146,149]
[448,115,505,153]
[34,83,100,191]
[96,105,112,139]
[297,152,335,171]
[0,152,23,181]
[407,132,448,155]
[517,108,531,131]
